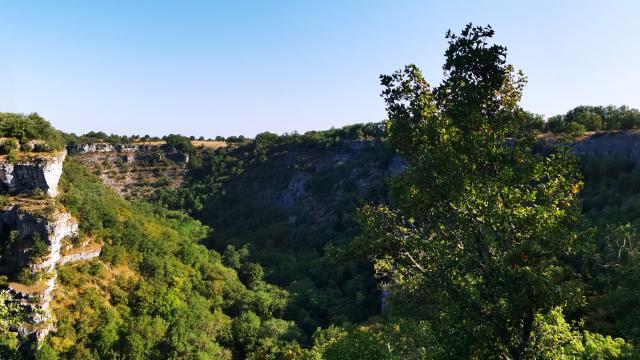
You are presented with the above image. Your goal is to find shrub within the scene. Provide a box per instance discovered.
[32,143,49,152]
[31,233,49,259]
[17,267,36,285]
[568,121,587,135]
[0,138,18,154]
[164,134,195,155]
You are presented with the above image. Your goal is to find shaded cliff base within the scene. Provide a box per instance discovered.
[0,198,102,342]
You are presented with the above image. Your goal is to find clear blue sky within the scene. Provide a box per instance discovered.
[0,1,638,137]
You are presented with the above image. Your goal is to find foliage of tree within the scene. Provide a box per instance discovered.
[164,134,195,155]
[0,139,19,155]
[348,24,588,358]
[66,131,157,145]
[0,113,65,150]
[0,290,27,359]
[544,105,640,133]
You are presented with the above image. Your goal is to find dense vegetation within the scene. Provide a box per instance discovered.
[26,160,303,359]
[64,131,245,146]
[515,105,640,136]
[156,122,391,336]
[0,290,27,358]
[545,106,640,134]
[576,155,640,342]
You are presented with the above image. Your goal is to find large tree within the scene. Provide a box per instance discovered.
[353,24,584,359]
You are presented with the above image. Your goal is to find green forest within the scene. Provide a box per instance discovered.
[4,24,640,359]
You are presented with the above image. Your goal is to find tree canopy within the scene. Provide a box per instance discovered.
[350,24,589,358]
[0,113,65,150]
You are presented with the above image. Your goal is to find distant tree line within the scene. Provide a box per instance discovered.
[66,132,223,145]
[64,122,385,149]
[524,105,640,135]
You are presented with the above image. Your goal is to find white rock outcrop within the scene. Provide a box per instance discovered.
[0,150,66,197]
[31,211,79,273]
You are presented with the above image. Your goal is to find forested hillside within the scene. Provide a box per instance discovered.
[38,160,303,359]
[156,125,394,335]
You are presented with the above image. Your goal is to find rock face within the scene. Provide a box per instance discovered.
[570,131,640,166]
[67,142,190,164]
[0,149,100,344]
[32,211,79,273]
[68,142,193,198]
[67,143,116,153]
[59,243,102,265]
[0,206,77,272]
[1,205,84,342]
[0,150,65,197]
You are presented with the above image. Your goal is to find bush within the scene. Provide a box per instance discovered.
[152,177,171,188]
[233,311,261,352]
[31,234,49,259]
[7,150,17,163]
[239,262,264,289]
[568,121,587,135]
[164,134,195,155]
[17,267,36,285]
[0,138,18,155]
[32,143,50,152]
[34,342,58,360]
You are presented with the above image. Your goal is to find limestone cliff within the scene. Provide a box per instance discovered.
[1,204,81,341]
[0,150,65,197]
[66,140,225,198]
[570,130,640,166]
[0,150,101,343]
[67,142,194,198]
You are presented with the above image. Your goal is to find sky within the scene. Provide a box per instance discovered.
[0,1,639,138]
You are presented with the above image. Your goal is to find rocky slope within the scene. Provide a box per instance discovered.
[67,141,224,199]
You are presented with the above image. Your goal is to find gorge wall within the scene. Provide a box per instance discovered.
[570,130,640,165]
[0,150,101,343]
[70,131,640,205]
[67,141,223,199]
